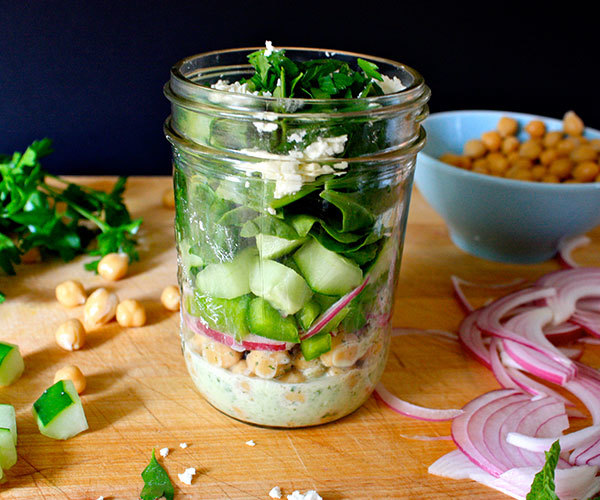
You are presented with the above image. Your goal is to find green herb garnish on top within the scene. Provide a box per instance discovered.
[0,138,142,302]
[240,46,385,99]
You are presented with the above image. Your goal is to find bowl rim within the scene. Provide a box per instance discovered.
[418,109,600,192]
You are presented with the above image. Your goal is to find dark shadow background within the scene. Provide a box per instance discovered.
[1,1,598,175]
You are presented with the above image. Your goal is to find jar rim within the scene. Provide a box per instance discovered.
[168,46,429,112]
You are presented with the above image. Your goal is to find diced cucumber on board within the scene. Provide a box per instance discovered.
[0,342,24,387]
[293,238,363,296]
[195,247,257,299]
[0,428,16,470]
[0,405,17,446]
[32,379,88,440]
[249,259,313,315]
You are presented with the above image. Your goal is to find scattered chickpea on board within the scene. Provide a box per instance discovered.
[83,288,119,330]
[439,111,600,182]
[54,365,86,394]
[55,280,87,307]
[55,319,86,351]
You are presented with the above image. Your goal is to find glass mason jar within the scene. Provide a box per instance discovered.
[164,47,430,427]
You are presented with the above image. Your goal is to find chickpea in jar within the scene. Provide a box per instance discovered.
[438,111,599,184]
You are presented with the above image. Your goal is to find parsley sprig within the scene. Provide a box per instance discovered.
[241,47,385,99]
[0,138,142,302]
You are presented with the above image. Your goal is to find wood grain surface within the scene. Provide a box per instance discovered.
[0,176,598,500]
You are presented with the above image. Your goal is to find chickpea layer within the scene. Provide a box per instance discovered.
[439,111,598,183]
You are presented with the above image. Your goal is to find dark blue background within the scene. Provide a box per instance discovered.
[1,1,598,175]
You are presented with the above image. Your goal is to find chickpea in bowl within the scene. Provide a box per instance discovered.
[414,110,600,264]
[439,111,600,184]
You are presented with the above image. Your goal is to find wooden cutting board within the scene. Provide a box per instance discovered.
[0,176,598,500]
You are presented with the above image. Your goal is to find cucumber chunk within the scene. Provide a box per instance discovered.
[0,341,25,387]
[249,259,313,315]
[247,298,300,343]
[0,405,17,445]
[32,379,88,440]
[195,247,257,299]
[293,238,363,296]
[301,332,332,361]
[186,293,251,340]
[0,428,16,470]
[256,234,305,260]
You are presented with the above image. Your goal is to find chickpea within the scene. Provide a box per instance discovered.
[55,280,87,307]
[539,148,558,166]
[463,139,487,158]
[541,174,560,183]
[116,299,146,327]
[54,365,86,394]
[84,288,118,329]
[246,350,291,379]
[506,151,521,165]
[518,140,542,160]
[292,351,326,379]
[162,188,175,209]
[97,253,129,281]
[531,165,547,181]
[511,157,534,170]
[278,369,306,383]
[471,158,489,174]
[563,111,584,136]
[439,153,463,167]
[455,155,473,169]
[497,116,519,137]
[570,145,598,163]
[555,138,578,157]
[55,318,86,351]
[486,153,509,175]
[481,130,502,152]
[161,285,180,311]
[506,167,534,181]
[501,136,520,155]
[230,359,253,376]
[21,247,41,264]
[543,131,563,148]
[320,333,363,368]
[548,158,574,180]
[201,340,243,369]
[589,138,600,152]
[571,161,599,182]
[525,120,546,138]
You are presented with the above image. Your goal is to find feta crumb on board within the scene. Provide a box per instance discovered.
[245,439,256,446]
[269,486,282,498]
[159,447,169,457]
[179,442,188,449]
[287,490,322,500]
[178,467,196,485]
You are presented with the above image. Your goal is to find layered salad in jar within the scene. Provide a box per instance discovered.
[165,42,429,427]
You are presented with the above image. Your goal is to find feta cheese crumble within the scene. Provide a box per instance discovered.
[159,447,169,457]
[269,486,283,499]
[287,490,322,500]
[245,439,256,446]
[253,121,278,133]
[178,467,196,485]
[378,74,406,94]
[179,442,188,449]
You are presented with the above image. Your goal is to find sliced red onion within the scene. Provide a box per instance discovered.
[558,234,591,269]
[506,425,600,453]
[457,310,491,369]
[502,340,573,385]
[536,268,600,324]
[505,366,574,407]
[450,275,527,314]
[391,327,457,342]
[373,382,463,422]
[184,312,291,352]
[571,310,600,338]
[398,434,452,441]
[300,277,370,341]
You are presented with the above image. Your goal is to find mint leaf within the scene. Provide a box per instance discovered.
[140,449,174,500]
[526,440,561,500]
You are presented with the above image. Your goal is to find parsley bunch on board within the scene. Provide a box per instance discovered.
[241,48,385,99]
[0,138,142,302]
